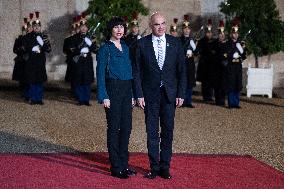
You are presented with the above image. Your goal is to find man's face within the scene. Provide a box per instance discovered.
[27,26,33,33]
[131,26,139,35]
[150,14,166,37]
[183,27,191,37]
[205,31,212,39]
[170,31,178,37]
[80,24,88,34]
[231,32,239,41]
[33,24,41,33]
[218,33,225,42]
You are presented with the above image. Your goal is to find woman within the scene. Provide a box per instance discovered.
[96,17,136,179]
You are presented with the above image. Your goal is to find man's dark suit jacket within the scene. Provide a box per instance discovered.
[133,34,187,103]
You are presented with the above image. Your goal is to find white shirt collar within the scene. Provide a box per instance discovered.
[152,34,166,42]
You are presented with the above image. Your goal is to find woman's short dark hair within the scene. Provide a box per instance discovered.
[106,17,127,38]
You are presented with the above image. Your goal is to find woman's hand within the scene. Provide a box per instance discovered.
[103,99,110,108]
[132,98,136,107]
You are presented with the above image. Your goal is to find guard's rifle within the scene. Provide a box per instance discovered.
[194,26,204,41]
[140,27,148,37]
[241,29,251,46]
[73,22,101,63]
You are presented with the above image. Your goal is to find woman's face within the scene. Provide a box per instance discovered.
[111,25,125,40]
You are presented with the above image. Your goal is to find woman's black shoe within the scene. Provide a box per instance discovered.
[124,168,137,176]
[111,171,129,179]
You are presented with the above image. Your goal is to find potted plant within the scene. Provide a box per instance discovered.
[219,0,284,98]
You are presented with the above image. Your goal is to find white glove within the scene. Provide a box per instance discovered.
[80,47,89,54]
[137,35,141,40]
[32,45,40,53]
[186,49,193,57]
[236,43,244,54]
[36,36,44,46]
[233,52,240,59]
[84,37,92,46]
[190,40,196,51]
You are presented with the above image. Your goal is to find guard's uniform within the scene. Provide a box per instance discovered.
[22,11,51,105]
[179,15,196,107]
[196,20,218,101]
[67,14,97,105]
[225,19,247,108]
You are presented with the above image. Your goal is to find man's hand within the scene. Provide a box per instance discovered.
[138,98,145,109]
[32,45,40,53]
[84,37,92,46]
[132,98,136,107]
[176,98,184,108]
[103,99,110,108]
[36,36,44,46]
[80,47,89,54]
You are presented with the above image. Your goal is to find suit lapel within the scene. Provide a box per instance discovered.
[163,35,172,71]
[145,35,160,71]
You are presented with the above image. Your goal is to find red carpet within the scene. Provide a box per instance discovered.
[0,153,283,189]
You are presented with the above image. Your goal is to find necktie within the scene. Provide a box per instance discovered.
[157,39,164,70]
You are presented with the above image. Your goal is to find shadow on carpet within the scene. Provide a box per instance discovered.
[0,153,283,189]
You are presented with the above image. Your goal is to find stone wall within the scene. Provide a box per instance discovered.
[0,0,283,92]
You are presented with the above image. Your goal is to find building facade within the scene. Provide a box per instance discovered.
[0,0,283,91]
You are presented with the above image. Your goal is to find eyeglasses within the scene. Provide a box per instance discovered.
[153,22,166,27]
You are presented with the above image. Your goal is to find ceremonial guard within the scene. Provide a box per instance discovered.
[63,16,80,97]
[179,15,196,108]
[68,13,97,106]
[214,20,228,106]
[124,13,141,47]
[169,18,178,37]
[124,12,141,62]
[225,18,247,108]
[196,19,218,102]
[22,12,51,105]
[12,17,30,97]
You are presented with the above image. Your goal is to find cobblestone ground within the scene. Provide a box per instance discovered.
[0,81,283,172]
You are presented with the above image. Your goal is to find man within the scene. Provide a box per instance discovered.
[12,17,29,98]
[196,19,218,102]
[67,13,96,106]
[215,20,228,106]
[179,15,196,108]
[124,12,141,48]
[169,18,178,37]
[133,12,186,179]
[63,16,80,97]
[22,11,51,105]
[124,12,141,64]
[225,18,247,108]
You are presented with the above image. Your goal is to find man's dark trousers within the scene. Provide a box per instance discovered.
[145,86,175,172]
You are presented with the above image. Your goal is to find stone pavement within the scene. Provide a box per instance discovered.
[0,80,283,172]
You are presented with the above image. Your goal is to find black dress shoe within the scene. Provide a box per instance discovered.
[187,104,195,108]
[124,168,137,176]
[235,105,241,109]
[84,102,91,106]
[30,101,37,105]
[144,171,158,179]
[159,169,172,179]
[111,171,129,179]
[37,101,44,105]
